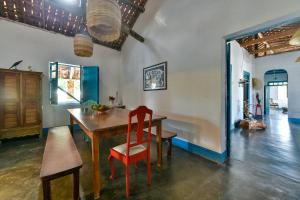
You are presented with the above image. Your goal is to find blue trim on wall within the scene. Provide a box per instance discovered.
[225,43,231,159]
[288,118,300,123]
[42,124,82,136]
[172,137,227,163]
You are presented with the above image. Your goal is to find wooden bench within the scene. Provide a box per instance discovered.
[151,130,177,158]
[40,126,83,200]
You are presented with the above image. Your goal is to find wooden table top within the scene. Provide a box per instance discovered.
[68,108,166,132]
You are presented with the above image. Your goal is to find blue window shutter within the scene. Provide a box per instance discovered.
[49,62,58,104]
[81,66,99,103]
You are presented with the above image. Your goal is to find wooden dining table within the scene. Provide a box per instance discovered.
[68,107,166,199]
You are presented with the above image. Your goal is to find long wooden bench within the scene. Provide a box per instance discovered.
[151,130,177,158]
[40,126,83,200]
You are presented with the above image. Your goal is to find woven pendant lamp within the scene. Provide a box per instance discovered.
[289,28,300,46]
[86,0,121,42]
[74,34,93,57]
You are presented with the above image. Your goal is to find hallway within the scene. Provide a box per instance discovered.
[231,110,300,182]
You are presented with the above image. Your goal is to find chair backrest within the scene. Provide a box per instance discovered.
[126,106,153,156]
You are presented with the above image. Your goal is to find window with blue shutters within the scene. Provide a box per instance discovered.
[49,62,99,105]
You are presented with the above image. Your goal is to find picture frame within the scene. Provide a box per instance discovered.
[143,61,167,91]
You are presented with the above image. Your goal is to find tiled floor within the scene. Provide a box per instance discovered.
[0,110,300,200]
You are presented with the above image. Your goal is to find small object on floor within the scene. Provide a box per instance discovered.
[255,104,263,120]
[40,126,83,200]
[240,120,267,130]
[151,130,177,158]
[243,101,251,119]
[254,93,263,119]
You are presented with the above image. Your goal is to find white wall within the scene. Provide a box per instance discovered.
[255,51,300,118]
[230,41,255,127]
[120,0,300,153]
[0,19,122,128]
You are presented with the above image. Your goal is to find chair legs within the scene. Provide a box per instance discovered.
[125,166,130,198]
[108,155,115,180]
[109,155,151,198]
[147,155,151,185]
[167,138,173,158]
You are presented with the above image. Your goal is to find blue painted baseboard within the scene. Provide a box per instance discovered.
[288,118,300,123]
[42,124,81,135]
[172,137,227,163]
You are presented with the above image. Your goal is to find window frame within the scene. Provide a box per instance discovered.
[49,62,99,106]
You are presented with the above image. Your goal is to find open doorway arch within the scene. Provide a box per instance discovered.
[264,69,288,115]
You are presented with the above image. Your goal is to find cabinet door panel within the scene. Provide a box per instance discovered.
[23,102,40,125]
[22,74,41,126]
[0,72,21,129]
[3,102,19,128]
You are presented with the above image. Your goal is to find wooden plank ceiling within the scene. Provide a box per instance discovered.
[0,0,147,50]
[237,22,300,58]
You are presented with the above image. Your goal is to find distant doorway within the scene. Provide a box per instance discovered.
[243,71,250,118]
[264,69,288,115]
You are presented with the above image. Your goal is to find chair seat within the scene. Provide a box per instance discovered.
[112,143,146,156]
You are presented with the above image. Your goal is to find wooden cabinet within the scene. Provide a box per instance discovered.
[0,69,42,140]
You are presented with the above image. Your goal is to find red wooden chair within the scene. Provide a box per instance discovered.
[108,106,153,198]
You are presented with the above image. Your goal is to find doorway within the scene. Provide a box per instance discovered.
[264,69,288,115]
[243,71,250,118]
[224,15,300,159]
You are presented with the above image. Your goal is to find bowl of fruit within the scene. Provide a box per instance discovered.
[91,104,112,114]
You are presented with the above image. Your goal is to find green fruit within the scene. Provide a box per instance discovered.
[91,104,97,110]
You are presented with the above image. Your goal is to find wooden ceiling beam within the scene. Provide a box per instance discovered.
[122,24,144,42]
[241,28,297,47]
[258,32,274,55]
[121,0,145,13]
[250,44,295,54]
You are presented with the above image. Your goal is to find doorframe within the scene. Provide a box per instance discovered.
[224,13,300,160]
[243,71,251,105]
[263,71,288,115]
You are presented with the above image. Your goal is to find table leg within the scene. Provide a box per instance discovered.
[156,121,162,167]
[70,115,74,136]
[92,134,101,199]
[73,169,80,200]
[42,180,51,200]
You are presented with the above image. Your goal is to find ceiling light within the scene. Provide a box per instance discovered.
[87,0,121,42]
[74,34,93,57]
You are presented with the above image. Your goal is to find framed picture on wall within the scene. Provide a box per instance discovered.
[143,61,167,91]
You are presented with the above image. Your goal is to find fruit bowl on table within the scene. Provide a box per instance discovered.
[91,104,112,114]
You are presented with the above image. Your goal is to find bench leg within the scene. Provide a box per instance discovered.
[73,169,80,200]
[42,180,51,200]
[167,138,173,158]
